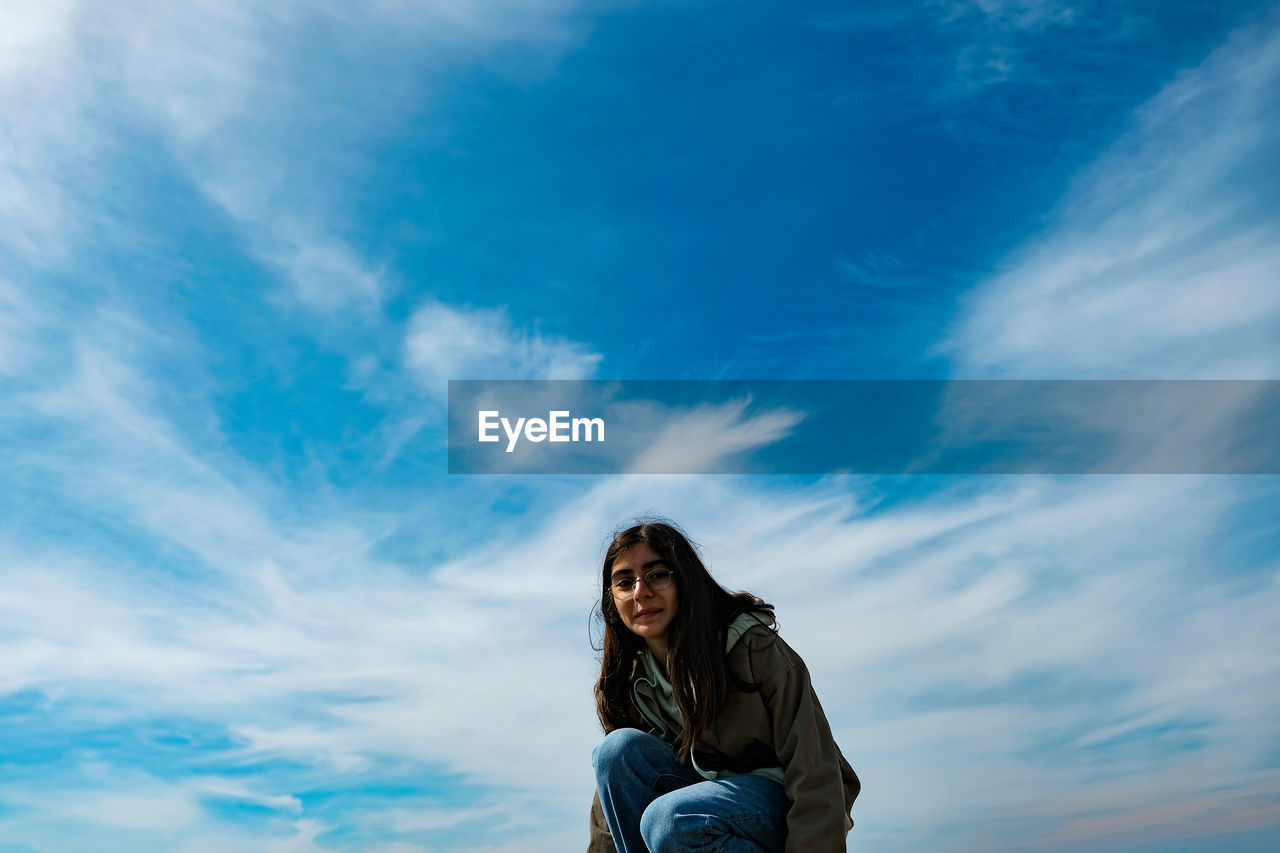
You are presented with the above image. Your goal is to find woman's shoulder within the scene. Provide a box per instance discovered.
[726,611,806,675]
[724,610,776,651]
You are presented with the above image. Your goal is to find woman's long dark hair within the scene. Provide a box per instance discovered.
[593,519,774,762]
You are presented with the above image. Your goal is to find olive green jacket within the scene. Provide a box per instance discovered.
[588,619,860,853]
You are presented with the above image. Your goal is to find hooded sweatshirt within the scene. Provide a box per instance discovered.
[630,611,785,783]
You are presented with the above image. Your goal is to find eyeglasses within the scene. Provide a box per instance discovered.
[610,568,675,599]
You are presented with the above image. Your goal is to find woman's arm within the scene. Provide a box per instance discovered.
[755,632,853,853]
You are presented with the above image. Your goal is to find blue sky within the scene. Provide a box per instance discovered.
[2,1,1279,851]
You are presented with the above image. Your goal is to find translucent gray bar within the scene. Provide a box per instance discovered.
[447,380,1280,475]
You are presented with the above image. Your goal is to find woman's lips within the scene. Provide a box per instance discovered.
[634,608,663,619]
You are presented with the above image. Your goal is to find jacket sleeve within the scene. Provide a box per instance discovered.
[755,634,850,853]
[588,789,617,853]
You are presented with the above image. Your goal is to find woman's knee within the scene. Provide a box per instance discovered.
[591,727,670,788]
[593,728,667,782]
[640,795,713,853]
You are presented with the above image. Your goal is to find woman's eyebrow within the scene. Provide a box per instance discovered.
[611,559,667,579]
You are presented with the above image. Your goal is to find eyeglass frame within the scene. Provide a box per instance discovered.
[609,567,677,599]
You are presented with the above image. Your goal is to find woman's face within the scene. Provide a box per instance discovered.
[610,542,679,653]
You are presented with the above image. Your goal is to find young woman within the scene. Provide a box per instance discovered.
[589,521,860,853]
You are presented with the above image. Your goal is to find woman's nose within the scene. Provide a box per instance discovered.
[632,578,653,599]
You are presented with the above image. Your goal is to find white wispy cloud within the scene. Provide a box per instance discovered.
[4,341,1277,851]
[626,398,804,474]
[271,238,387,315]
[946,16,1280,379]
[0,0,83,265]
[405,300,603,391]
[0,773,316,852]
[2,0,603,460]
[900,12,1280,849]
[97,0,580,315]
[2,0,594,325]
[0,0,76,78]
[8,327,1266,853]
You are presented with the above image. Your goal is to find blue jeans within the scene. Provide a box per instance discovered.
[593,728,788,853]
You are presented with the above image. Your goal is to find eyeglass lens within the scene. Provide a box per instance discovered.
[613,569,673,596]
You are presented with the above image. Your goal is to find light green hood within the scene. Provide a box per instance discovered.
[631,611,783,783]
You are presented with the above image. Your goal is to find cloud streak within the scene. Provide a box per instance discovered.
[946,15,1280,379]
[406,301,602,392]
[626,398,804,473]
[4,347,1279,851]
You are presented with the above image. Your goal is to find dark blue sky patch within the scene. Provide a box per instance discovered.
[0,706,244,780]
